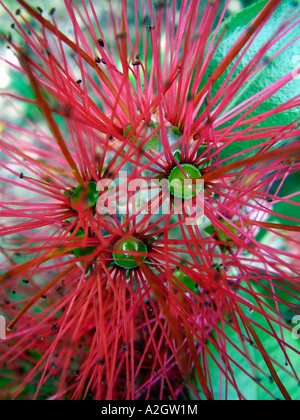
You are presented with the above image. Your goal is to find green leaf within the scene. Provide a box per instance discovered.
[208,0,300,162]
[269,170,300,226]
[193,305,300,400]
[250,274,300,322]
[205,219,239,242]
[173,264,199,294]
[123,124,160,151]
[142,134,160,151]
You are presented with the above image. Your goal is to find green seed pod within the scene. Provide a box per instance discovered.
[71,181,99,210]
[113,237,148,269]
[168,164,202,200]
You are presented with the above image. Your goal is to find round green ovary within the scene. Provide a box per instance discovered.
[71,181,99,210]
[168,164,202,199]
[113,237,147,269]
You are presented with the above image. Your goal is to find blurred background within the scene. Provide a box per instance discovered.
[0,0,259,92]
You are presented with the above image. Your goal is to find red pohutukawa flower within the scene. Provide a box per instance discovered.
[0,0,299,400]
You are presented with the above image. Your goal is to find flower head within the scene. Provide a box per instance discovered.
[0,0,300,400]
